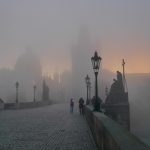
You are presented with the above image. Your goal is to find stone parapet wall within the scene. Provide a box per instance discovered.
[4,101,51,110]
[104,103,130,130]
[84,106,149,150]
[0,103,4,110]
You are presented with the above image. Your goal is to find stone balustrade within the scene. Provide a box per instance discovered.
[4,101,51,110]
[84,106,149,150]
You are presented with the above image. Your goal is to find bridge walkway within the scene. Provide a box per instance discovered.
[0,103,97,150]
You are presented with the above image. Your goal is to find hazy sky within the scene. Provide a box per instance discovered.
[0,0,150,74]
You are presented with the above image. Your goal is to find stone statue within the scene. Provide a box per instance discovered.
[105,71,126,104]
[110,71,124,95]
[42,80,50,101]
[104,71,130,130]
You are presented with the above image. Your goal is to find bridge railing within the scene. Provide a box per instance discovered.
[84,106,149,150]
[4,101,51,110]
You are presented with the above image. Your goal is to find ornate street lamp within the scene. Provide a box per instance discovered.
[33,85,37,102]
[91,51,102,111]
[15,81,19,103]
[85,75,90,105]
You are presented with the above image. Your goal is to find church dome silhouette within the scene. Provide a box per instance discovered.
[14,50,42,78]
[13,49,42,102]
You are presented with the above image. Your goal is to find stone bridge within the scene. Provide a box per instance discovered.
[0,103,97,150]
[0,103,149,150]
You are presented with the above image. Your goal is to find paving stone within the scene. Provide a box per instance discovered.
[0,104,97,150]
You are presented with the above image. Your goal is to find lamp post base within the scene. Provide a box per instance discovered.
[93,103,100,112]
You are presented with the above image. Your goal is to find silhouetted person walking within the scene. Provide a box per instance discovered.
[79,97,84,115]
[70,98,74,113]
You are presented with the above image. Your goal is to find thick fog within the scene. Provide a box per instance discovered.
[0,0,150,146]
[127,74,150,145]
[1,0,150,73]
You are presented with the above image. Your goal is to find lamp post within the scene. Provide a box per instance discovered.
[85,75,90,105]
[88,81,91,104]
[91,51,102,111]
[15,81,19,103]
[33,85,37,102]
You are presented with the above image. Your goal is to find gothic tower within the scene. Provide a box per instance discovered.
[72,27,92,100]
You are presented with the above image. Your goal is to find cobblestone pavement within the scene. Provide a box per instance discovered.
[0,103,97,150]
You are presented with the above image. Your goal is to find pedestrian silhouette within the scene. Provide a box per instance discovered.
[79,97,84,115]
[70,98,74,114]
